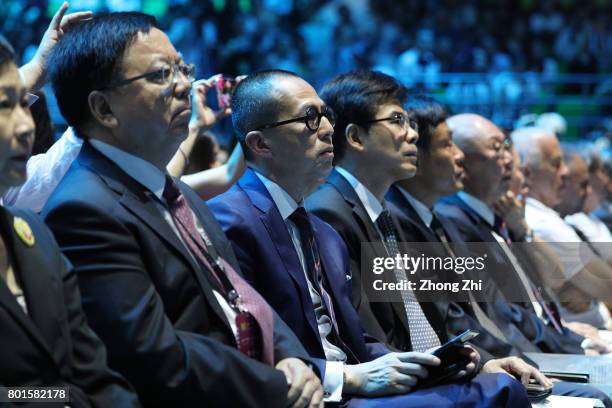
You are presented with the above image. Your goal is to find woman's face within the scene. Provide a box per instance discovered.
[0,62,34,194]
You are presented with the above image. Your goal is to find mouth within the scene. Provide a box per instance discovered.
[9,153,28,163]
[319,147,334,158]
[172,107,192,122]
[454,168,465,180]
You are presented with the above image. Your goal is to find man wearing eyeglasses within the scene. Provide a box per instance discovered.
[41,13,323,408]
[208,70,528,406]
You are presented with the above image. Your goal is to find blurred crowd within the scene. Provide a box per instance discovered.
[2,0,611,82]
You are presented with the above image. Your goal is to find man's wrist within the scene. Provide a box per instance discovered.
[342,365,360,394]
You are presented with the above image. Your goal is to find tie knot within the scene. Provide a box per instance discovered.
[289,207,309,226]
[163,175,182,205]
[376,210,397,237]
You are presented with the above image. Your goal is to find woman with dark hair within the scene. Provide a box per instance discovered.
[0,5,139,406]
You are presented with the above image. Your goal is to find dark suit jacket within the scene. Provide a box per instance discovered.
[42,143,310,408]
[208,169,389,377]
[305,169,449,352]
[385,185,534,364]
[435,193,584,354]
[0,206,139,407]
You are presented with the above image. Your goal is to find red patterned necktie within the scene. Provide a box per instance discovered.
[163,175,275,365]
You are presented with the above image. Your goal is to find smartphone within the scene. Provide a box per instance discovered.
[418,330,480,389]
[526,380,553,402]
[432,329,480,358]
[215,75,237,109]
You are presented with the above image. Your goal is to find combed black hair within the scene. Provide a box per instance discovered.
[0,34,15,68]
[404,95,449,153]
[230,69,301,159]
[319,70,407,163]
[48,12,157,135]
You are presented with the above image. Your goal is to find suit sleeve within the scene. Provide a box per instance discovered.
[44,201,289,408]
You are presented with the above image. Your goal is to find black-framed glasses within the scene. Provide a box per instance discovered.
[363,113,418,132]
[254,105,336,132]
[101,63,196,90]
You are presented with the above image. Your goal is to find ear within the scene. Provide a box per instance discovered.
[244,131,272,159]
[345,123,365,152]
[88,90,119,129]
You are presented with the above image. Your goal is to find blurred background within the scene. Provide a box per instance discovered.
[1,0,611,154]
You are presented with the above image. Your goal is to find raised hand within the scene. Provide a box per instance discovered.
[21,2,93,91]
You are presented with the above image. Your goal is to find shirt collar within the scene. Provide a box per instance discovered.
[395,185,433,228]
[526,196,559,216]
[457,191,495,226]
[255,170,301,220]
[90,139,166,200]
[335,166,384,223]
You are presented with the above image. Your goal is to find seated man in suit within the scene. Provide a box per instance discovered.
[0,27,139,407]
[513,127,612,329]
[435,114,607,356]
[41,12,322,408]
[209,70,530,407]
[387,96,611,405]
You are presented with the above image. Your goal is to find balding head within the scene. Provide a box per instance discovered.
[446,113,510,205]
[511,126,568,208]
[510,127,555,168]
[447,114,503,154]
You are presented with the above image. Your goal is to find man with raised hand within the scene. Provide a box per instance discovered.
[42,13,321,408]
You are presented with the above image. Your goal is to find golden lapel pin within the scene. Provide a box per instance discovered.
[13,217,35,247]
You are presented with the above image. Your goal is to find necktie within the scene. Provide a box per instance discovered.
[289,207,356,361]
[376,209,441,351]
[163,175,275,365]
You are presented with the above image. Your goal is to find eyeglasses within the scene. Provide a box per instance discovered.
[363,113,418,132]
[101,63,196,90]
[26,93,39,108]
[254,105,336,132]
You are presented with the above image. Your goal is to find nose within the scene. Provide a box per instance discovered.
[318,115,334,142]
[14,104,35,149]
[171,70,193,100]
[406,126,418,144]
[453,143,465,164]
[559,161,570,179]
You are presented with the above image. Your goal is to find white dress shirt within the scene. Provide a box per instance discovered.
[255,171,345,402]
[525,197,595,280]
[89,140,240,335]
[565,212,612,260]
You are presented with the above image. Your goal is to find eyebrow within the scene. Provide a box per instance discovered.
[296,102,325,114]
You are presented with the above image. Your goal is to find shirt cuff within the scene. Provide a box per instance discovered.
[323,361,344,402]
[581,338,593,350]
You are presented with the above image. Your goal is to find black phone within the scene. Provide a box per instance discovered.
[418,330,480,389]
[526,379,553,402]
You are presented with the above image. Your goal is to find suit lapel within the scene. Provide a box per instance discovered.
[0,209,56,362]
[77,143,232,333]
[327,171,411,335]
[387,185,438,242]
[239,169,320,340]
